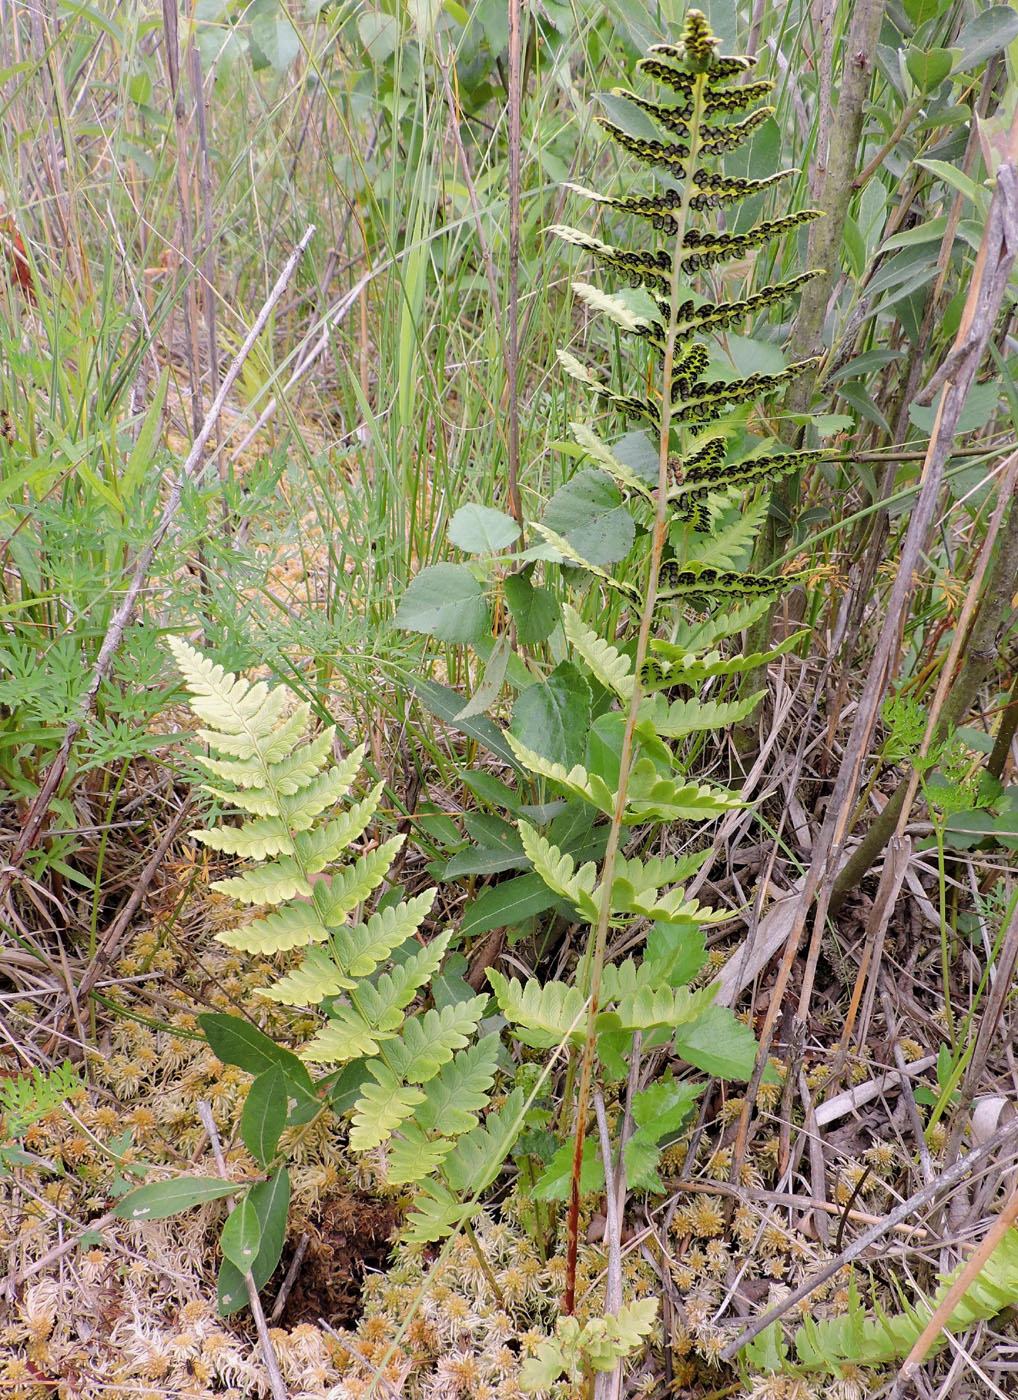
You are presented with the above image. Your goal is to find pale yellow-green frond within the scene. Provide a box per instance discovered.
[292,783,384,873]
[518,820,599,921]
[385,1126,455,1186]
[385,997,488,1084]
[349,1066,426,1152]
[506,734,615,814]
[215,901,330,954]
[211,857,311,906]
[191,816,294,859]
[259,945,355,1005]
[415,1036,500,1136]
[310,837,405,927]
[562,603,634,700]
[487,970,588,1049]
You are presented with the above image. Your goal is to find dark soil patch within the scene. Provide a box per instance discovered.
[276,1192,402,1328]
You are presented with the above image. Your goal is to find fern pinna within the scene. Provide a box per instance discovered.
[546,7,824,607]
[166,638,516,1253]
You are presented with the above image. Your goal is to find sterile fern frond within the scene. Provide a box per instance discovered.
[636,689,764,739]
[562,604,635,700]
[518,822,598,920]
[415,1036,502,1136]
[171,640,495,1232]
[487,971,588,1049]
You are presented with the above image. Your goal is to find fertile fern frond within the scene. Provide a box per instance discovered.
[551,9,824,613]
[640,629,806,690]
[656,562,805,603]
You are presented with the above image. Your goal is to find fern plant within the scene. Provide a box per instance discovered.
[398,8,826,1314]
[745,1229,1018,1376]
[117,639,518,1314]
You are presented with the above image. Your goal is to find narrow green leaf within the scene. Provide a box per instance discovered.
[456,633,510,719]
[217,1168,291,1315]
[241,1066,287,1167]
[394,563,491,642]
[220,1195,263,1270]
[115,1176,236,1222]
[412,678,522,770]
[459,872,561,938]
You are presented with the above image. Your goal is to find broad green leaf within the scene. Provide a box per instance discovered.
[674,1004,758,1079]
[532,1137,604,1201]
[241,1066,287,1167]
[250,5,299,70]
[907,47,951,90]
[220,1195,262,1270]
[394,563,491,642]
[448,503,520,553]
[541,469,636,566]
[903,0,947,24]
[115,1176,237,1222]
[951,5,1018,73]
[504,573,560,645]
[510,661,591,770]
[198,1013,314,1093]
